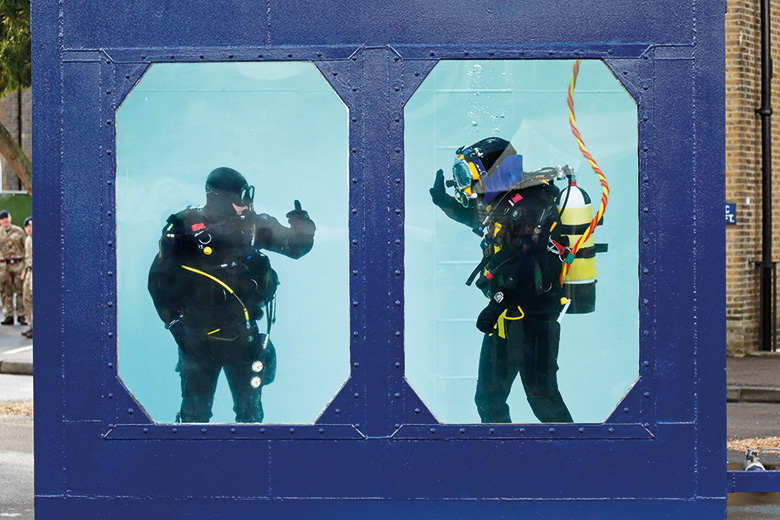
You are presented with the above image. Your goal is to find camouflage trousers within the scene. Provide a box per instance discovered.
[22,268,31,329]
[0,261,25,318]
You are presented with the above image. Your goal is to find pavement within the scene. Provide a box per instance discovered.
[728,354,780,403]
[0,316,31,376]
[0,316,33,520]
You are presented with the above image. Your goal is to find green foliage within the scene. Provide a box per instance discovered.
[0,0,30,97]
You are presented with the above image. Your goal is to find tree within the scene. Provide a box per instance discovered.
[0,0,31,192]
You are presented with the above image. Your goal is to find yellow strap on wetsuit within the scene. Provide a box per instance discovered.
[492,222,502,254]
[180,265,251,322]
[496,306,524,338]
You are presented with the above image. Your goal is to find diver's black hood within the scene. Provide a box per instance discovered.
[204,167,252,218]
[462,137,517,176]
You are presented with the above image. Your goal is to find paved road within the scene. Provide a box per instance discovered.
[0,372,33,402]
[0,414,33,519]
[728,494,780,519]
[0,373,32,520]
[0,316,33,375]
[728,401,780,442]
[0,318,32,353]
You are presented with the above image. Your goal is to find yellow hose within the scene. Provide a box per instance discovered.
[181,265,251,322]
[562,60,609,283]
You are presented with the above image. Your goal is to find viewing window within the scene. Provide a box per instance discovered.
[404,60,639,424]
[116,62,350,424]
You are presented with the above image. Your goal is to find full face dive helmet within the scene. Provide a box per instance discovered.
[205,167,255,217]
[451,137,518,207]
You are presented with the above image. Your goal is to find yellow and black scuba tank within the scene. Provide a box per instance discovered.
[556,180,607,313]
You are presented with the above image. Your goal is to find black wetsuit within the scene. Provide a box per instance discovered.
[148,206,315,423]
[473,184,572,423]
[432,182,572,423]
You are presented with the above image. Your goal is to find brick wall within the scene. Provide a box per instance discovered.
[725,1,780,352]
[0,89,31,192]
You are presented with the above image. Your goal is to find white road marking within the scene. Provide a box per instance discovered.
[0,346,32,357]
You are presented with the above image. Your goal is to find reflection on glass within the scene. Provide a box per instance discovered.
[405,60,639,424]
[117,62,349,424]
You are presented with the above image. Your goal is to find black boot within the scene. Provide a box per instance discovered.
[1,316,14,325]
[17,315,26,325]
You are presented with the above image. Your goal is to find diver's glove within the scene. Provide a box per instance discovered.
[238,207,257,219]
[232,207,258,229]
[430,169,480,228]
[429,169,450,207]
[286,200,310,221]
[286,200,316,234]
[167,316,202,353]
[476,293,507,333]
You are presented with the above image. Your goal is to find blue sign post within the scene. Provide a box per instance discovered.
[32,1,737,518]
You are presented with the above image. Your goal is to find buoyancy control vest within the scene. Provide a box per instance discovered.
[162,207,279,330]
[469,184,565,316]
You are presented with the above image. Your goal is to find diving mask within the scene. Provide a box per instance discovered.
[452,153,487,207]
[207,184,255,208]
[238,185,255,207]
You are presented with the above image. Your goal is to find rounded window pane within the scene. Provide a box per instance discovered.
[404,60,639,424]
[116,62,349,424]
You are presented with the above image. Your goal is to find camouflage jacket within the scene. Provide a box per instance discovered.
[0,225,26,261]
[24,235,31,269]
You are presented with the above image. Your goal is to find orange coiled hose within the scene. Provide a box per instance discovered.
[562,60,609,281]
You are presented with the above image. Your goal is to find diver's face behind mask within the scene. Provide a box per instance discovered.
[450,137,517,208]
[205,167,255,218]
[452,151,487,207]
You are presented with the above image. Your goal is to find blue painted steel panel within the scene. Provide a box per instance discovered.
[728,471,780,493]
[61,62,108,422]
[269,431,696,500]
[269,1,694,47]
[32,0,733,517]
[693,4,728,498]
[35,496,727,520]
[63,423,273,498]
[652,58,697,424]
[61,1,695,49]
[31,0,66,498]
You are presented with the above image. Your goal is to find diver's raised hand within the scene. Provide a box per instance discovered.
[286,200,316,236]
[286,200,309,221]
[429,169,449,207]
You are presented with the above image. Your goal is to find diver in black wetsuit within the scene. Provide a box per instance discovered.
[148,167,316,423]
[430,137,573,424]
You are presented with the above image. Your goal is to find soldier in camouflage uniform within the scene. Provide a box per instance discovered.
[0,211,28,325]
[21,217,31,338]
